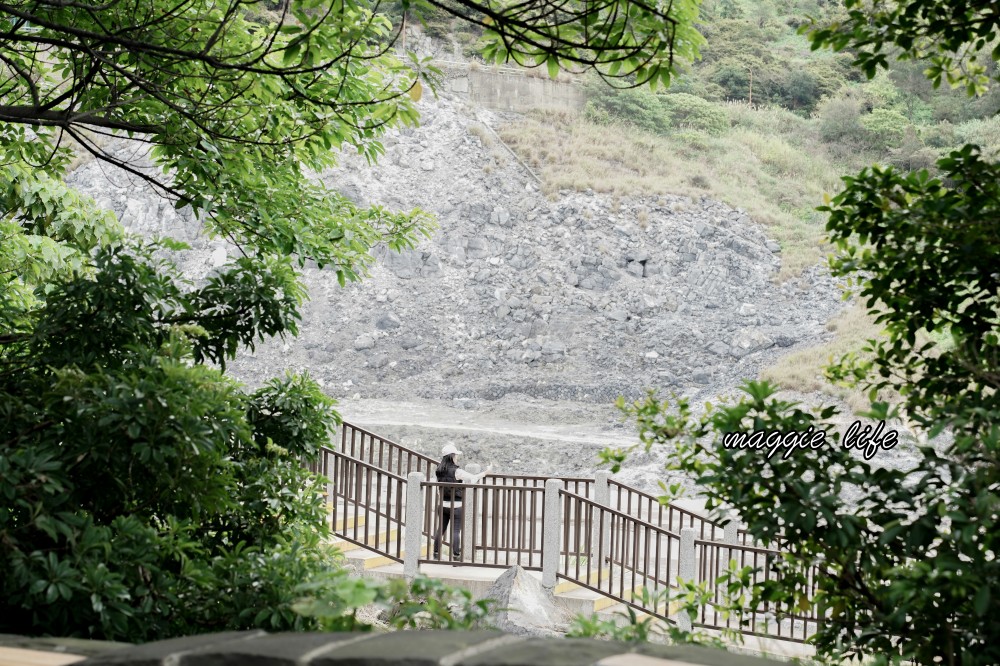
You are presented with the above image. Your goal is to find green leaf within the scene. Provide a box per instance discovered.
[974,586,990,616]
[283,41,301,66]
[546,55,560,79]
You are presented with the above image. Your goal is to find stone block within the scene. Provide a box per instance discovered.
[463,638,623,666]
[483,566,572,637]
[181,634,360,666]
[312,630,505,666]
[376,313,402,330]
[79,631,266,666]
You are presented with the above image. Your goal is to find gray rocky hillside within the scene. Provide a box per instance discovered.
[65,90,848,487]
[247,96,842,404]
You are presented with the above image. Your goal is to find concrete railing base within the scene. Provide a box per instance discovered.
[3,631,788,666]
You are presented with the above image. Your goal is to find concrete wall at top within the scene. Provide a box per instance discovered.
[447,67,586,113]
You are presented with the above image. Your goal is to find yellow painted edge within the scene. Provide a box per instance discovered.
[554,568,611,594]
[332,528,399,552]
[0,647,87,666]
[362,545,427,570]
[332,514,366,531]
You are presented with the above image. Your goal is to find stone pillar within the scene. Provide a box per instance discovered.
[592,471,611,562]
[461,463,482,563]
[675,527,697,632]
[542,478,562,589]
[404,472,424,579]
[723,521,739,546]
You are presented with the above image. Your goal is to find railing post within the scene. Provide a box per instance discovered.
[674,527,696,633]
[592,471,611,561]
[324,450,334,511]
[404,472,424,579]
[542,478,562,589]
[723,521,738,546]
[462,463,481,564]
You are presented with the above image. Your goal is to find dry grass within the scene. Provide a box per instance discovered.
[467,122,495,147]
[498,107,865,280]
[760,303,895,412]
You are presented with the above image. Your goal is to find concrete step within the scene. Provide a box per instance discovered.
[553,568,611,594]
[341,545,398,570]
[335,537,428,570]
[553,578,674,616]
[552,585,620,615]
[332,527,400,553]
[332,514,366,532]
[595,598,679,621]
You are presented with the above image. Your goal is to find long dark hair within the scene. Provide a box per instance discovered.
[436,453,456,476]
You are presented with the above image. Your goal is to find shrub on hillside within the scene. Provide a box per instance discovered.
[583,82,670,134]
[817,94,868,146]
[954,115,1000,155]
[659,93,729,135]
[921,120,956,149]
[666,74,728,102]
[775,68,821,111]
[861,108,910,149]
[709,57,755,101]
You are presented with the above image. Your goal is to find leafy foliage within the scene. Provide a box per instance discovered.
[0,243,342,640]
[0,0,712,643]
[823,146,1000,437]
[610,75,1000,666]
[808,0,1000,95]
[0,243,498,639]
[603,1,1000,661]
[462,0,705,88]
[583,84,728,136]
[0,0,438,281]
[293,573,495,631]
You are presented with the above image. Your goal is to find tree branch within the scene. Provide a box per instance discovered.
[0,104,162,134]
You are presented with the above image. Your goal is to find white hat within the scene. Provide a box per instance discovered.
[442,442,462,457]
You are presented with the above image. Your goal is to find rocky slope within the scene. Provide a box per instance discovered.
[65,90,849,490]
[247,96,842,404]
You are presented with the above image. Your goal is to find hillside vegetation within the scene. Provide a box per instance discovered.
[495,0,1000,280]
[482,0,1000,401]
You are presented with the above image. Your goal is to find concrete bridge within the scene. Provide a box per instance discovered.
[317,422,823,656]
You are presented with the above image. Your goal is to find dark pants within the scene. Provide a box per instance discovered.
[433,505,463,559]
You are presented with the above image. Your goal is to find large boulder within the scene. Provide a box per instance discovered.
[482,565,573,637]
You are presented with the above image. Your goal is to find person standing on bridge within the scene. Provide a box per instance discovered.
[433,442,490,561]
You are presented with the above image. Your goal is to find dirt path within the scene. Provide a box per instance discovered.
[334,397,689,493]
[342,396,637,441]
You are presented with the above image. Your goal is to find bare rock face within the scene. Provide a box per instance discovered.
[64,93,844,410]
[482,566,573,637]
[60,92,853,493]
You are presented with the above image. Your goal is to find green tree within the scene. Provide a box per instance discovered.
[659,92,729,135]
[611,1,1000,663]
[1,241,343,639]
[861,107,910,149]
[0,0,704,642]
[583,81,671,135]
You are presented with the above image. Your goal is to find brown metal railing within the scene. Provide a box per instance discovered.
[558,489,680,620]
[692,538,824,643]
[329,421,824,645]
[482,474,593,498]
[420,481,546,569]
[323,446,406,563]
[736,527,788,549]
[340,423,592,495]
[608,479,724,540]
[340,421,438,480]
